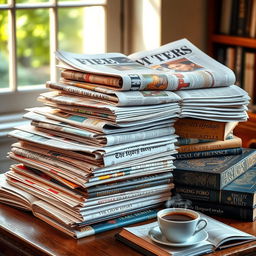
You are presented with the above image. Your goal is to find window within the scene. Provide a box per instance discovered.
[0,0,122,133]
[0,0,122,170]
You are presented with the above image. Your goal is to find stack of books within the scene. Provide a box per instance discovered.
[174,118,243,159]
[173,150,256,221]
[0,38,254,239]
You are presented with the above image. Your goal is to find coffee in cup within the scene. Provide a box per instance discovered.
[157,208,207,243]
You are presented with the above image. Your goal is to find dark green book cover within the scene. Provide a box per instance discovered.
[175,164,256,207]
[189,201,255,222]
[173,148,256,189]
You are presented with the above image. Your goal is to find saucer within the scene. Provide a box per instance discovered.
[148,226,208,247]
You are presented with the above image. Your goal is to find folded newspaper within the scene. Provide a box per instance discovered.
[56,38,235,91]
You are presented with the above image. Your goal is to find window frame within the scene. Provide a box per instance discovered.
[0,0,122,114]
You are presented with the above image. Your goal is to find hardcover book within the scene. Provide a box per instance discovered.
[175,164,256,207]
[189,201,255,222]
[174,147,242,160]
[174,118,238,141]
[176,136,242,153]
[116,214,256,256]
[173,148,256,189]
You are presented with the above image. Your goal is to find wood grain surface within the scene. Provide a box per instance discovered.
[0,203,255,256]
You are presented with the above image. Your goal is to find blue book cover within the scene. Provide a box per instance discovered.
[173,148,256,189]
[174,147,242,160]
[223,164,256,206]
[175,164,256,207]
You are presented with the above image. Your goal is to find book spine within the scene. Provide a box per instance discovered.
[75,209,158,238]
[244,0,252,37]
[177,137,242,153]
[225,47,236,71]
[219,0,233,34]
[234,46,244,87]
[174,147,242,160]
[236,0,247,36]
[189,201,255,221]
[175,185,254,207]
[230,0,240,35]
[115,234,158,256]
[176,137,213,146]
[243,51,255,99]
[221,151,256,188]
[174,119,226,140]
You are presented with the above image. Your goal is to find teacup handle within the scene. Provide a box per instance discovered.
[193,218,208,235]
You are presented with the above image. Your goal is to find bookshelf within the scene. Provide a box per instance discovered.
[207,0,256,148]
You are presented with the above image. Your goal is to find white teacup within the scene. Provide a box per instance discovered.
[157,208,207,243]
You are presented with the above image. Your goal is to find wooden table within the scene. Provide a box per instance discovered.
[0,203,255,256]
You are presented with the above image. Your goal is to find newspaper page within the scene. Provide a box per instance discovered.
[6,171,82,208]
[12,143,98,173]
[11,146,89,178]
[175,85,249,122]
[46,81,182,106]
[11,164,85,198]
[56,50,170,91]
[86,172,173,194]
[9,127,177,166]
[8,152,89,187]
[38,91,181,116]
[26,106,176,133]
[32,121,175,147]
[56,38,236,91]
[39,101,180,124]
[200,213,256,249]
[14,124,177,155]
[129,38,236,90]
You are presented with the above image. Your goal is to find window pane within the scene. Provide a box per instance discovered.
[16,9,50,87]
[16,0,49,3]
[58,6,105,54]
[0,11,9,89]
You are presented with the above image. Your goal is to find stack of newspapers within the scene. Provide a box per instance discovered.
[1,38,251,238]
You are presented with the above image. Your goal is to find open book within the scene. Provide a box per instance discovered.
[116,213,256,256]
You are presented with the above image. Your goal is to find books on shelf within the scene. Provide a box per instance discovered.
[116,213,256,256]
[219,0,256,37]
[243,50,256,101]
[250,0,256,38]
[219,0,233,35]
